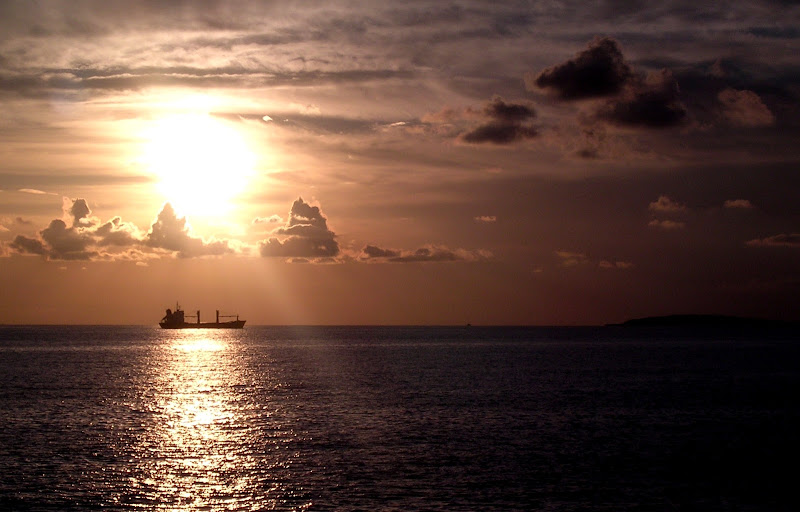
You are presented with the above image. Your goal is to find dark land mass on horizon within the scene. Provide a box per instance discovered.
[607,314,798,328]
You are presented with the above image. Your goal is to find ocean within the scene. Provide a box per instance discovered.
[0,325,797,511]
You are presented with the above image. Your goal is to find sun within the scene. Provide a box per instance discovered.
[141,113,255,218]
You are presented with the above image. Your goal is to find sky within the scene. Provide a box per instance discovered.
[1,0,799,325]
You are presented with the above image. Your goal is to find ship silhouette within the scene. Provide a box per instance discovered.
[159,303,245,329]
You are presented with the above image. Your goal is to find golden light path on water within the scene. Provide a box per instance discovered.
[124,329,312,510]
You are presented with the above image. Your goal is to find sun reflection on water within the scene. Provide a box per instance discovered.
[125,330,309,510]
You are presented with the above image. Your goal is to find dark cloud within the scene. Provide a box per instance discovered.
[40,219,97,260]
[259,198,340,259]
[596,70,688,128]
[359,244,489,263]
[10,235,46,256]
[10,214,97,260]
[530,38,692,129]
[146,203,230,258]
[460,96,538,144]
[529,37,633,100]
[361,245,400,258]
[483,97,536,123]
[68,198,93,226]
[461,122,537,144]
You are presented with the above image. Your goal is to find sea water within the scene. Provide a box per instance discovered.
[0,325,797,511]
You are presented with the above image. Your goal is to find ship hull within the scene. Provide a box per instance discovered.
[159,320,246,329]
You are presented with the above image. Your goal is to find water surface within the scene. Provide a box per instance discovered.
[1,325,797,510]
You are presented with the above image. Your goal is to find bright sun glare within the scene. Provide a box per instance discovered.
[142,113,255,218]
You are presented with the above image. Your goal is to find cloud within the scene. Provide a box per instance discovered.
[6,198,233,260]
[555,250,590,267]
[10,235,47,256]
[94,217,142,247]
[461,122,538,144]
[18,188,50,195]
[648,195,687,213]
[648,219,685,230]
[67,197,94,227]
[530,38,687,129]
[556,251,632,269]
[361,245,400,258]
[528,37,632,100]
[599,260,634,269]
[359,244,490,263]
[39,219,97,260]
[430,96,538,145]
[746,234,800,248]
[259,198,339,259]
[252,215,282,225]
[724,199,755,209]
[596,70,688,128]
[474,216,497,223]
[717,88,775,127]
[146,203,230,258]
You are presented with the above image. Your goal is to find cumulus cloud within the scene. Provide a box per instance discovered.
[259,198,339,259]
[724,199,755,209]
[146,203,230,258]
[717,88,775,127]
[460,96,537,144]
[10,235,47,256]
[555,250,590,267]
[746,234,800,248]
[531,38,687,129]
[423,97,537,145]
[67,197,94,227]
[599,260,634,269]
[5,198,234,260]
[596,69,687,128]
[648,219,685,230]
[528,37,632,100]
[361,245,400,258]
[40,219,97,260]
[649,195,688,213]
[94,216,142,246]
[359,244,490,263]
[556,250,631,269]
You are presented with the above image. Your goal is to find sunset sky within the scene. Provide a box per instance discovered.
[1,1,799,325]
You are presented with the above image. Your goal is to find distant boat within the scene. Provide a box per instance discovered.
[159,303,245,329]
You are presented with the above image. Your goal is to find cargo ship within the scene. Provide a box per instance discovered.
[159,303,245,329]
